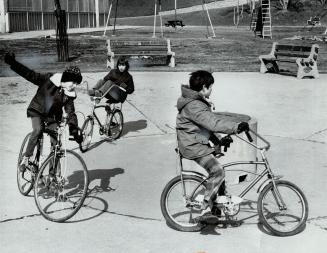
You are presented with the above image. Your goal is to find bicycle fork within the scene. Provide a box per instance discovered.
[270,180,287,211]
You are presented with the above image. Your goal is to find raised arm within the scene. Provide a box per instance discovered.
[4,52,50,86]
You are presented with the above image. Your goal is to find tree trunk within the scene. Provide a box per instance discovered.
[54,0,69,62]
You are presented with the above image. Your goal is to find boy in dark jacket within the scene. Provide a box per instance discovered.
[176,70,249,221]
[4,52,83,170]
[88,57,134,101]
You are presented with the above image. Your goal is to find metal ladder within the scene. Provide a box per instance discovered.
[261,0,272,38]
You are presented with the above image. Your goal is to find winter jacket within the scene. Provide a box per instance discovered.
[9,60,79,134]
[103,69,134,94]
[176,85,240,160]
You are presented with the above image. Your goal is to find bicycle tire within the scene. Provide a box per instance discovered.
[17,133,34,196]
[34,149,89,222]
[107,109,123,140]
[160,175,206,232]
[79,117,94,152]
[257,180,308,236]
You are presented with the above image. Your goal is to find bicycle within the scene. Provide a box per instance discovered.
[79,81,124,152]
[160,129,309,236]
[17,113,89,222]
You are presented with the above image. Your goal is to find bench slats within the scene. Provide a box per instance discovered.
[276,45,312,52]
[114,53,168,56]
[112,46,168,50]
[111,41,167,46]
[276,52,310,58]
[259,42,319,79]
[114,50,168,55]
[107,38,176,68]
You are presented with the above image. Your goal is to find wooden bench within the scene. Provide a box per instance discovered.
[259,42,319,79]
[165,20,185,28]
[106,38,175,69]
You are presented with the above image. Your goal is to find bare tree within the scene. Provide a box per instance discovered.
[279,0,289,10]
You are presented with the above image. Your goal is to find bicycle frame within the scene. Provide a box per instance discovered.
[23,113,68,179]
[87,87,122,131]
[178,129,287,209]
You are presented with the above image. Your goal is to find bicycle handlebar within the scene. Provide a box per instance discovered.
[245,130,253,143]
[236,128,271,151]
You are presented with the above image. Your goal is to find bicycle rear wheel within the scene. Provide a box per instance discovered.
[17,133,35,196]
[160,175,206,232]
[79,117,94,152]
[34,150,89,222]
[257,180,308,236]
[106,109,123,140]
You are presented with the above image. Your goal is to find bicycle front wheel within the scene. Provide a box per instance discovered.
[34,150,89,222]
[106,109,123,140]
[160,175,206,232]
[79,117,94,152]
[257,180,308,236]
[17,133,34,196]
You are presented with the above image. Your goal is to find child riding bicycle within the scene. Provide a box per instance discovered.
[176,70,249,222]
[88,57,134,103]
[4,52,83,171]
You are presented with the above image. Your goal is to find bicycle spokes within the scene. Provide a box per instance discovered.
[258,181,308,236]
[34,150,88,222]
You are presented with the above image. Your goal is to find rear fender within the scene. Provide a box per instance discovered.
[181,170,207,181]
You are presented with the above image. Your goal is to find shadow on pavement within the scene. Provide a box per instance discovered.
[81,138,116,153]
[66,168,125,223]
[87,168,125,192]
[121,119,147,137]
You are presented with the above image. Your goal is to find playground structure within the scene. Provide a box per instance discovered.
[250,0,272,39]
[154,0,217,38]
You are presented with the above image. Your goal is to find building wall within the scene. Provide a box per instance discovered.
[2,0,111,32]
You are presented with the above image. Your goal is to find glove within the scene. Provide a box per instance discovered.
[74,133,83,144]
[71,129,83,144]
[220,135,233,152]
[220,135,233,147]
[237,122,249,134]
[4,52,16,65]
[94,89,102,98]
[120,82,127,90]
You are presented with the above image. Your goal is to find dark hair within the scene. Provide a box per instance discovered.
[116,57,129,72]
[189,70,214,92]
[61,66,82,84]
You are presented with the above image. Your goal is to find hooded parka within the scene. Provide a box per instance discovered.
[176,85,240,159]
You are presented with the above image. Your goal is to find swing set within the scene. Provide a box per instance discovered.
[102,0,217,39]
[234,0,257,27]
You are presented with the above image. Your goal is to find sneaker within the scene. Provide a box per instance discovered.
[196,206,218,224]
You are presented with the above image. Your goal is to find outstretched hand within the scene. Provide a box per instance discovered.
[4,52,16,65]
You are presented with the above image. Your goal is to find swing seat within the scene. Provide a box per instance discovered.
[165,20,185,28]
[307,16,321,26]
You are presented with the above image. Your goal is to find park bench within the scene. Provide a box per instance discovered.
[259,42,319,79]
[165,20,185,28]
[307,16,321,26]
[106,38,175,69]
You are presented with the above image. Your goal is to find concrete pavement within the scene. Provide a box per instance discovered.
[0,72,326,253]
